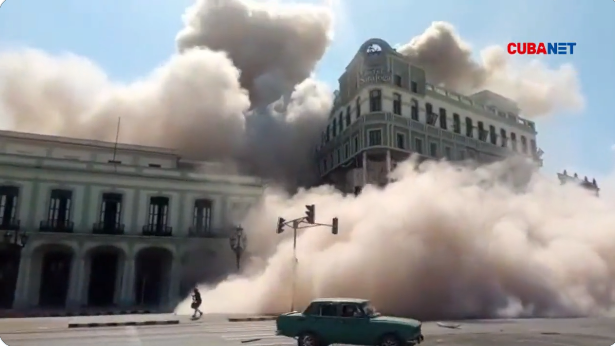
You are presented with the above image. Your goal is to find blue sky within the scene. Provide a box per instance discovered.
[1,0,613,180]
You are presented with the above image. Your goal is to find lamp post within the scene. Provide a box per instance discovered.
[229,225,247,270]
[2,230,28,248]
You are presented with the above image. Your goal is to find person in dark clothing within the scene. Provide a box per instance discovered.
[191,288,203,318]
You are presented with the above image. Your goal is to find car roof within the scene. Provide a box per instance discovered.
[310,298,369,304]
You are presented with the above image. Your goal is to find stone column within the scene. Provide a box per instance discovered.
[386,150,392,182]
[12,253,32,309]
[167,258,182,309]
[119,255,136,307]
[67,253,86,309]
[362,151,367,186]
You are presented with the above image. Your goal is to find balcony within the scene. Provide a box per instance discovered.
[92,222,125,235]
[39,220,74,233]
[188,226,229,238]
[142,224,173,237]
[0,218,20,231]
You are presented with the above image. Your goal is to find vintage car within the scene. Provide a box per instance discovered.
[275,298,424,346]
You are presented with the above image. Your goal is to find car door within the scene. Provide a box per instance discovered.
[337,304,371,345]
[313,303,339,343]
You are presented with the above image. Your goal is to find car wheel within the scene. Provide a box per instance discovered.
[297,332,320,346]
[379,334,403,346]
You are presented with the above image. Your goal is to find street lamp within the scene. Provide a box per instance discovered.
[2,230,28,248]
[229,225,247,270]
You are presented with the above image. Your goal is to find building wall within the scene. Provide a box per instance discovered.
[316,38,541,192]
[0,130,263,311]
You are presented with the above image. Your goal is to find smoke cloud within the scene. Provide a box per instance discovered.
[177,159,615,320]
[397,22,585,117]
[0,0,598,320]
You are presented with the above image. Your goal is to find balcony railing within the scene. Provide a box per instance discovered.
[39,220,74,233]
[0,218,20,231]
[188,226,229,238]
[92,222,125,235]
[142,224,173,237]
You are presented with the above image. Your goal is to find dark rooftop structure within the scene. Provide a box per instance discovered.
[557,170,599,196]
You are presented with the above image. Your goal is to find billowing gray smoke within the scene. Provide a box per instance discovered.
[0,0,583,185]
[1,0,599,320]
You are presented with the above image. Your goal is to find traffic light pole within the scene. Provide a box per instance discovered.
[277,205,338,312]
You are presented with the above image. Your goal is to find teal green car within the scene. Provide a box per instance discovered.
[275,298,424,346]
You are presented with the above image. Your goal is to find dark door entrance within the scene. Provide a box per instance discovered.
[0,248,20,308]
[87,252,118,306]
[39,252,72,307]
[135,257,163,306]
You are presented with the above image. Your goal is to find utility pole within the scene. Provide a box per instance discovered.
[276,205,339,312]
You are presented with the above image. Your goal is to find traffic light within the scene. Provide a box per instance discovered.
[277,217,285,234]
[331,217,338,234]
[305,205,315,224]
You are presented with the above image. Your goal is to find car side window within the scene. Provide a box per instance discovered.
[320,303,337,317]
[341,304,364,318]
[303,303,319,315]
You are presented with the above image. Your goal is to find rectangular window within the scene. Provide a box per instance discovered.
[396,133,405,149]
[353,136,359,152]
[465,117,473,138]
[368,130,382,146]
[439,108,447,130]
[430,143,438,157]
[0,186,19,229]
[148,196,169,232]
[369,90,382,112]
[521,136,528,153]
[530,139,537,155]
[478,121,486,141]
[500,129,507,147]
[356,98,361,118]
[48,189,72,227]
[489,125,497,145]
[414,138,423,154]
[393,93,402,115]
[345,106,351,126]
[344,143,350,158]
[394,75,402,87]
[444,147,452,160]
[459,150,465,160]
[338,112,344,132]
[100,193,122,231]
[410,81,418,93]
[511,132,517,151]
[453,113,460,134]
[193,199,212,231]
[411,99,419,120]
[426,103,435,125]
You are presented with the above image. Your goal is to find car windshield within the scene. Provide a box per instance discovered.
[363,303,380,317]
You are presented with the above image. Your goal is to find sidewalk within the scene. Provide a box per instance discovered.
[0,318,68,334]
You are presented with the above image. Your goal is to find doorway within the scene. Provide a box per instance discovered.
[87,250,119,306]
[135,247,171,306]
[39,250,72,307]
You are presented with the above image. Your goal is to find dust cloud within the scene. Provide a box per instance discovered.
[0,0,603,320]
[175,158,615,320]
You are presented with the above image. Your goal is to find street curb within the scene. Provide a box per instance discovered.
[228,316,278,322]
[68,320,179,328]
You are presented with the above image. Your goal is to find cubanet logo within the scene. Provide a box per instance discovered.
[0,0,6,9]
[507,42,576,55]
[0,336,8,346]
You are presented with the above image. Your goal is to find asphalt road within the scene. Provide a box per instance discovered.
[1,314,614,346]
